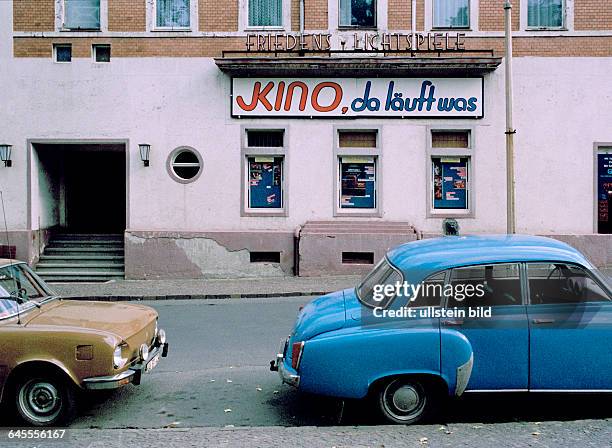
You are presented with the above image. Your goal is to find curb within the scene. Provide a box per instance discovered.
[62,291,332,302]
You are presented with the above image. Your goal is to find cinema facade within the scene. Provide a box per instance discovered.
[1,0,611,280]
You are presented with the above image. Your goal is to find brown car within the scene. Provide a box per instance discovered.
[0,259,169,426]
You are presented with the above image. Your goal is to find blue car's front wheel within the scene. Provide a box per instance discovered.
[376,378,434,424]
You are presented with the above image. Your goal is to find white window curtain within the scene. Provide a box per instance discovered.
[249,0,283,27]
[157,0,190,28]
[528,0,563,28]
[64,0,100,29]
[339,0,352,26]
[433,0,470,28]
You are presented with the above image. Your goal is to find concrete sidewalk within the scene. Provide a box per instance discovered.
[51,275,361,301]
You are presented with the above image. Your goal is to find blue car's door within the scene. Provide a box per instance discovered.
[441,263,529,391]
[526,263,612,390]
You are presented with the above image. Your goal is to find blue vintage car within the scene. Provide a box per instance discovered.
[271,235,612,424]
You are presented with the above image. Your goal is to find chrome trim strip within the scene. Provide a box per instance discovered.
[83,369,135,390]
[530,389,612,393]
[455,353,474,396]
[464,389,529,393]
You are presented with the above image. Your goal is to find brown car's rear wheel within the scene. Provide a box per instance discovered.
[15,375,76,426]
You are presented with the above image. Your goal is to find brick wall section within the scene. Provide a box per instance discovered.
[292,0,300,31]
[416,0,425,30]
[14,37,246,58]
[479,0,520,31]
[388,0,411,29]
[108,0,146,31]
[14,36,612,58]
[305,0,328,29]
[575,0,612,30]
[13,0,55,31]
[200,0,239,31]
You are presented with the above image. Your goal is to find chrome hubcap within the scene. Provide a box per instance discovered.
[382,379,426,421]
[392,385,420,413]
[18,380,62,423]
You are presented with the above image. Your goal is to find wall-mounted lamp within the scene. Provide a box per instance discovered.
[139,144,151,167]
[0,144,12,167]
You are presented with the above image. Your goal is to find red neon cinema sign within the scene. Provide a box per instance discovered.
[236,81,344,113]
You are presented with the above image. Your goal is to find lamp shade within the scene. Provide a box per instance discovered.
[139,144,151,166]
[0,144,12,167]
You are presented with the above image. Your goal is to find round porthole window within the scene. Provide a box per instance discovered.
[167,146,203,183]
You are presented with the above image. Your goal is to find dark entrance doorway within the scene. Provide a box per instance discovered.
[34,143,126,234]
[597,150,612,234]
[64,150,126,232]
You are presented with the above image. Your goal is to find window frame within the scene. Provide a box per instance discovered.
[240,0,291,31]
[333,126,382,218]
[426,127,475,218]
[58,0,105,31]
[151,0,197,31]
[53,43,72,63]
[92,44,111,63]
[338,0,378,30]
[241,126,289,217]
[521,0,568,31]
[524,261,612,306]
[166,146,203,184]
[431,0,471,30]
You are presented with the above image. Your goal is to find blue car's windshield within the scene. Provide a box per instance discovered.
[356,257,403,308]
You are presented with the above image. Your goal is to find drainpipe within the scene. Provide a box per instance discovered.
[504,1,516,234]
[411,0,417,50]
[300,0,305,33]
[293,225,302,276]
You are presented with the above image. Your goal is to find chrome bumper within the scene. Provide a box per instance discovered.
[83,342,169,390]
[270,338,300,387]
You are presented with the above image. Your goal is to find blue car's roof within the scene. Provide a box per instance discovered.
[386,235,592,275]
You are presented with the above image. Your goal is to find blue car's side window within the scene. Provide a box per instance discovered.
[447,263,523,308]
[527,263,612,305]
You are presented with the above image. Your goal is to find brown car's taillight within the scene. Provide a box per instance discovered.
[291,341,304,370]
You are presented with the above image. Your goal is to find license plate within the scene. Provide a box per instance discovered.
[145,354,160,372]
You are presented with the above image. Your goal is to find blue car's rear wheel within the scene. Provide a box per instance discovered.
[376,378,433,424]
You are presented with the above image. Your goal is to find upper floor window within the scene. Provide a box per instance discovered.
[339,0,376,28]
[433,0,469,29]
[249,0,283,27]
[64,0,100,30]
[528,0,563,28]
[157,0,190,28]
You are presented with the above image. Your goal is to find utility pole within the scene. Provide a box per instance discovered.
[504,1,516,234]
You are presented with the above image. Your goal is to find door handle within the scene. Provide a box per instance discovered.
[532,318,555,324]
[443,319,464,326]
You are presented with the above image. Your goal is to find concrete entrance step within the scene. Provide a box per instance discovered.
[39,254,124,262]
[54,233,123,239]
[36,263,125,271]
[44,247,124,254]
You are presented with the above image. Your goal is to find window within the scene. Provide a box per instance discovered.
[528,0,563,28]
[247,156,284,208]
[410,271,447,307]
[156,0,190,28]
[448,264,522,308]
[432,157,469,210]
[356,257,403,308]
[243,129,287,216]
[433,0,470,28]
[167,147,202,183]
[339,0,376,28]
[339,157,377,209]
[93,44,111,62]
[249,0,283,27]
[64,0,100,29]
[54,44,72,63]
[527,263,611,305]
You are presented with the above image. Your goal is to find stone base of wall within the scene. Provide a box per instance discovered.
[298,221,419,277]
[125,230,294,279]
[3,229,53,265]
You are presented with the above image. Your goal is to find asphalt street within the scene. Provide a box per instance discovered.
[2,297,612,446]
